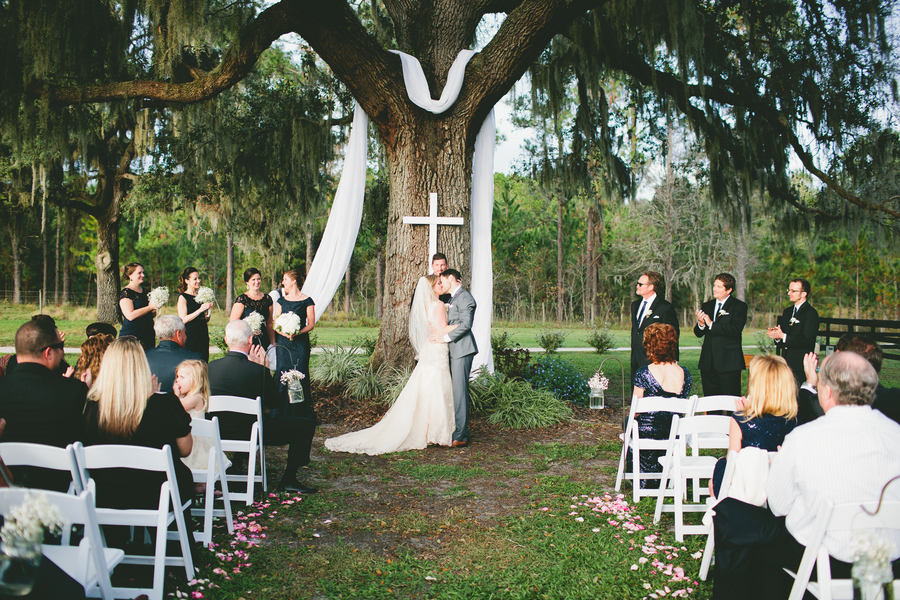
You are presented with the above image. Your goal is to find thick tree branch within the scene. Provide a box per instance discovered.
[27,1,297,105]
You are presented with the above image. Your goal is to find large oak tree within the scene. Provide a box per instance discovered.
[2,0,895,364]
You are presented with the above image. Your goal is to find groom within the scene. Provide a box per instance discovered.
[436,269,477,447]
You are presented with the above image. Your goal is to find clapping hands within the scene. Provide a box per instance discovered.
[249,344,269,368]
[695,309,712,327]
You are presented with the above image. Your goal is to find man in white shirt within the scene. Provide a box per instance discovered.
[713,351,900,598]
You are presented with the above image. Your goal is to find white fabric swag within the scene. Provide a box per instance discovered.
[301,49,495,373]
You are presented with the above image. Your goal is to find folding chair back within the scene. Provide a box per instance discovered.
[0,442,82,494]
[654,414,733,541]
[208,395,266,505]
[0,488,123,600]
[72,442,195,599]
[615,395,696,502]
[691,395,741,415]
[188,416,234,545]
[789,500,900,600]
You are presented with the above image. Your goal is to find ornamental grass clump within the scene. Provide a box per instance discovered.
[382,365,413,406]
[470,370,571,429]
[527,355,590,406]
[346,362,388,400]
[310,345,363,385]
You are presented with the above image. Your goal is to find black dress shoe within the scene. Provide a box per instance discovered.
[278,480,318,494]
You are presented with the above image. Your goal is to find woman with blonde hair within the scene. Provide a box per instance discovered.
[83,337,196,548]
[173,359,214,478]
[711,354,798,495]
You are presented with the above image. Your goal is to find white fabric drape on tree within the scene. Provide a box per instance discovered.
[302,49,494,373]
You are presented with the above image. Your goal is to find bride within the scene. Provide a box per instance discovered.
[324,275,456,455]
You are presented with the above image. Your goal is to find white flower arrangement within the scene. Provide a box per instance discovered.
[588,370,610,391]
[148,287,169,307]
[0,492,65,546]
[275,311,302,337]
[195,286,216,305]
[280,369,306,386]
[852,532,897,565]
[244,311,266,336]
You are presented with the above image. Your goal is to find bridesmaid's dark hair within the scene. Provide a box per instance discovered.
[283,268,302,284]
[243,267,262,282]
[122,262,143,280]
[178,267,198,293]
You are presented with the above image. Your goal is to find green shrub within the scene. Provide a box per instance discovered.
[352,333,379,356]
[494,345,531,380]
[347,362,388,399]
[470,370,571,429]
[535,329,567,353]
[491,330,514,353]
[382,365,414,406]
[586,324,615,354]
[310,345,363,385]
[527,355,590,406]
[208,326,229,356]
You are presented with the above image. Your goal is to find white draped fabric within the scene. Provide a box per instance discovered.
[302,49,494,372]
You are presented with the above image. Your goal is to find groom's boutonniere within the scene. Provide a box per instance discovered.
[790,317,800,325]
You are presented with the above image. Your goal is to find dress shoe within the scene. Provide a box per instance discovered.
[278,479,318,494]
[450,439,468,448]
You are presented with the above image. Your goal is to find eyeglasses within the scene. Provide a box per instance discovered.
[787,288,803,294]
[41,341,65,352]
[636,282,650,287]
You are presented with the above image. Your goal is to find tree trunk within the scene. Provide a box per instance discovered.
[557,193,564,322]
[226,231,235,314]
[344,263,351,314]
[375,236,383,319]
[62,208,76,304]
[8,216,22,304]
[734,216,749,301]
[41,173,49,304]
[54,206,61,303]
[305,224,314,277]
[95,215,120,323]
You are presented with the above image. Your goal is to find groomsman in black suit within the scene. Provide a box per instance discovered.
[767,278,820,384]
[630,271,679,384]
[694,273,748,397]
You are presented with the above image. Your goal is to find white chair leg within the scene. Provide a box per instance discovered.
[699,524,715,580]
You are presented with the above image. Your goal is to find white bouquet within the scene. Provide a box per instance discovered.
[0,492,65,545]
[275,311,302,337]
[280,369,306,386]
[244,311,266,335]
[195,286,216,305]
[588,370,610,391]
[148,287,169,307]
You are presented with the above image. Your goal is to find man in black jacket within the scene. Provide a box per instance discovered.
[630,271,679,385]
[768,278,820,384]
[208,320,317,493]
[694,273,748,397]
[0,320,88,490]
[145,315,201,394]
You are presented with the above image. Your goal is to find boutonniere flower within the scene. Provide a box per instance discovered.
[719,310,730,316]
[790,317,800,325]
[645,309,653,317]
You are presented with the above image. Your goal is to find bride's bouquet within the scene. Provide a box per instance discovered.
[244,311,265,335]
[148,287,169,308]
[275,311,302,337]
[195,286,216,305]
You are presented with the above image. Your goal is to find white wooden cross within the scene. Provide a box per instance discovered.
[402,192,464,272]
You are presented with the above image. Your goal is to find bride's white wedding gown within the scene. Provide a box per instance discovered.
[324,299,455,455]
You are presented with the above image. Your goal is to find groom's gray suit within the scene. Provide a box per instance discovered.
[446,286,478,442]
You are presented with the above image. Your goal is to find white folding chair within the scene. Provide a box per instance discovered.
[208,395,266,505]
[788,500,900,600]
[687,395,739,500]
[698,449,738,580]
[615,396,696,502]
[188,416,235,546]
[653,414,733,541]
[0,488,124,600]
[0,442,83,494]
[72,443,195,599]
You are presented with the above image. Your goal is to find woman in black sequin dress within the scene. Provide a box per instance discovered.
[627,323,692,488]
[118,262,158,350]
[229,268,275,350]
[176,267,214,361]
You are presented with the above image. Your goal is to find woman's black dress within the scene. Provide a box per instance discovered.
[235,292,273,349]
[275,295,315,419]
[180,292,210,361]
[625,365,693,488]
[119,287,155,350]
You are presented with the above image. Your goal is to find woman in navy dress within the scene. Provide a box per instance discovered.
[273,268,316,419]
[711,354,798,495]
[177,267,214,361]
[229,267,276,350]
[627,323,692,488]
[118,262,158,350]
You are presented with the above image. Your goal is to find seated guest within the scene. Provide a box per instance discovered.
[0,319,88,490]
[710,354,797,497]
[208,320,317,493]
[3,315,71,377]
[85,322,117,339]
[799,333,900,425]
[82,337,197,553]
[626,323,691,488]
[174,359,214,492]
[145,315,200,394]
[712,351,900,599]
[74,333,115,386]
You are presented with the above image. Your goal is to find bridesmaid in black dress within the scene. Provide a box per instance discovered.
[229,267,276,350]
[273,268,316,419]
[118,262,158,350]
[176,267,214,361]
